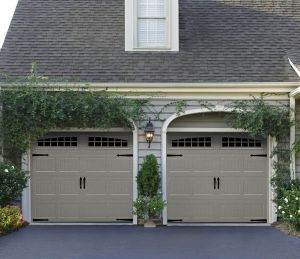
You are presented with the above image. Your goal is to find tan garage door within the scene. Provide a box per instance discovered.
[31,132,133,222]
[167,133,268,223]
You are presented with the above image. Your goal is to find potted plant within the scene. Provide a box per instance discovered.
[133,154,166,227]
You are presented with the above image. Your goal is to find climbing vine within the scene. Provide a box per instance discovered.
[0,71,148,154]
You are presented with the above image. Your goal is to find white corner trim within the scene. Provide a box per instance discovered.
[161,106,276,225]
[132,122,139,225]
[290,96,296,180]
[21,151,31,223]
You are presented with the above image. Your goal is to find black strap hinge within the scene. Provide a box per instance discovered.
[250,154,267,157]
[32,154,49,157]
[116,218,133,222]
[167,154,183,157]
[117,154,133,157]
[33,218,49,222]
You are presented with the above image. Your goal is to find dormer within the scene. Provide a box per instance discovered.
[125,0,179,51]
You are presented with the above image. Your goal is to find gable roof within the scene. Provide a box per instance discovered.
[0,0,300,83]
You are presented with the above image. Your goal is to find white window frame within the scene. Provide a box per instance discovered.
[125,0,179,52]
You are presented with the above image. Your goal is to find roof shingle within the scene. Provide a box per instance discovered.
[0,0,300,83]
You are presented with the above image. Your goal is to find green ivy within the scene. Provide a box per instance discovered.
[0,71,148,153]
[226,97,292,140]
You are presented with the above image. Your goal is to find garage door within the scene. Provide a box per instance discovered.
[31,132,133,222]
[167,133,268,223]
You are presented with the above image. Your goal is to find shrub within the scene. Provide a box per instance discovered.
[133,195,166,219]
[133,197,147,219]
[0,206,26,234]
[148,195,167,218]
[277,183,300,231]
[0,161,29,207]
[136,154,160,197]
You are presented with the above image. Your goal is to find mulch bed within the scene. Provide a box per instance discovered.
[272,221,300,239]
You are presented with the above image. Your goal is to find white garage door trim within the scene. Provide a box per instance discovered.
[161,106,277,225]
[21,126,139,225]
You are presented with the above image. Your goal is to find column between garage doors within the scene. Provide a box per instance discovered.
[161,107,277,225]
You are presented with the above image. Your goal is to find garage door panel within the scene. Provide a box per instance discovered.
[168,176,215,196]
[218,202,243,219]
[168,198,217,220]
[32,158,56,172]
[33,200,57,218]
[33,179,56,195]
[244,178,267,195]
[56,157,80,172]
[58,178,81,195]
[244,157,267,171]
[108,158,132,171]
[220,156,243,171]
[219,177,242,195]
[244,203,266,218]
[84,157,106,172]
[106,180,132,195]
[57,202,81,219]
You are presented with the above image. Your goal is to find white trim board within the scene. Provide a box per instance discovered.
[2,82,298,88]
[161,106,277,225]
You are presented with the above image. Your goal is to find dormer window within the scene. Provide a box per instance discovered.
[125,0,179,51]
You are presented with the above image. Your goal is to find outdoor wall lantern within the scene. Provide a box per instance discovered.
[144,118,155,148]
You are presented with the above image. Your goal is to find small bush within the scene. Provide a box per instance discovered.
[136,154,160,197]
[0,206,26,234]
[277,184,300,231]
[0,161,29,207]
[133,195,166,219]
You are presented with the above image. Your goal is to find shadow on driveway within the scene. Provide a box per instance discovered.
[0,226,299,259]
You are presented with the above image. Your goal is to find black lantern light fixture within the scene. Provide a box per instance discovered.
[144,118,155,148]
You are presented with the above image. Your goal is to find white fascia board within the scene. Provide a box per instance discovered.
[1,82,299,89]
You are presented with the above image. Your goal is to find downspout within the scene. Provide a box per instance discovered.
[289,58,300,180]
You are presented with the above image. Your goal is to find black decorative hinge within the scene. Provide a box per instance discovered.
[167,154,183,157]
[117,154,133,157]
[168,219,183,222]
[33,218,49,222]
[250,219,267,223]
[116,218,133,222]
[250,154,268,157]
[32,154,49,157]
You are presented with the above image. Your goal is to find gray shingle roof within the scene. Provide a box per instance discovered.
[0,0,300,83]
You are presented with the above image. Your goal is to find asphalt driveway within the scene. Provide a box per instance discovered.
[0,226,299,259]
